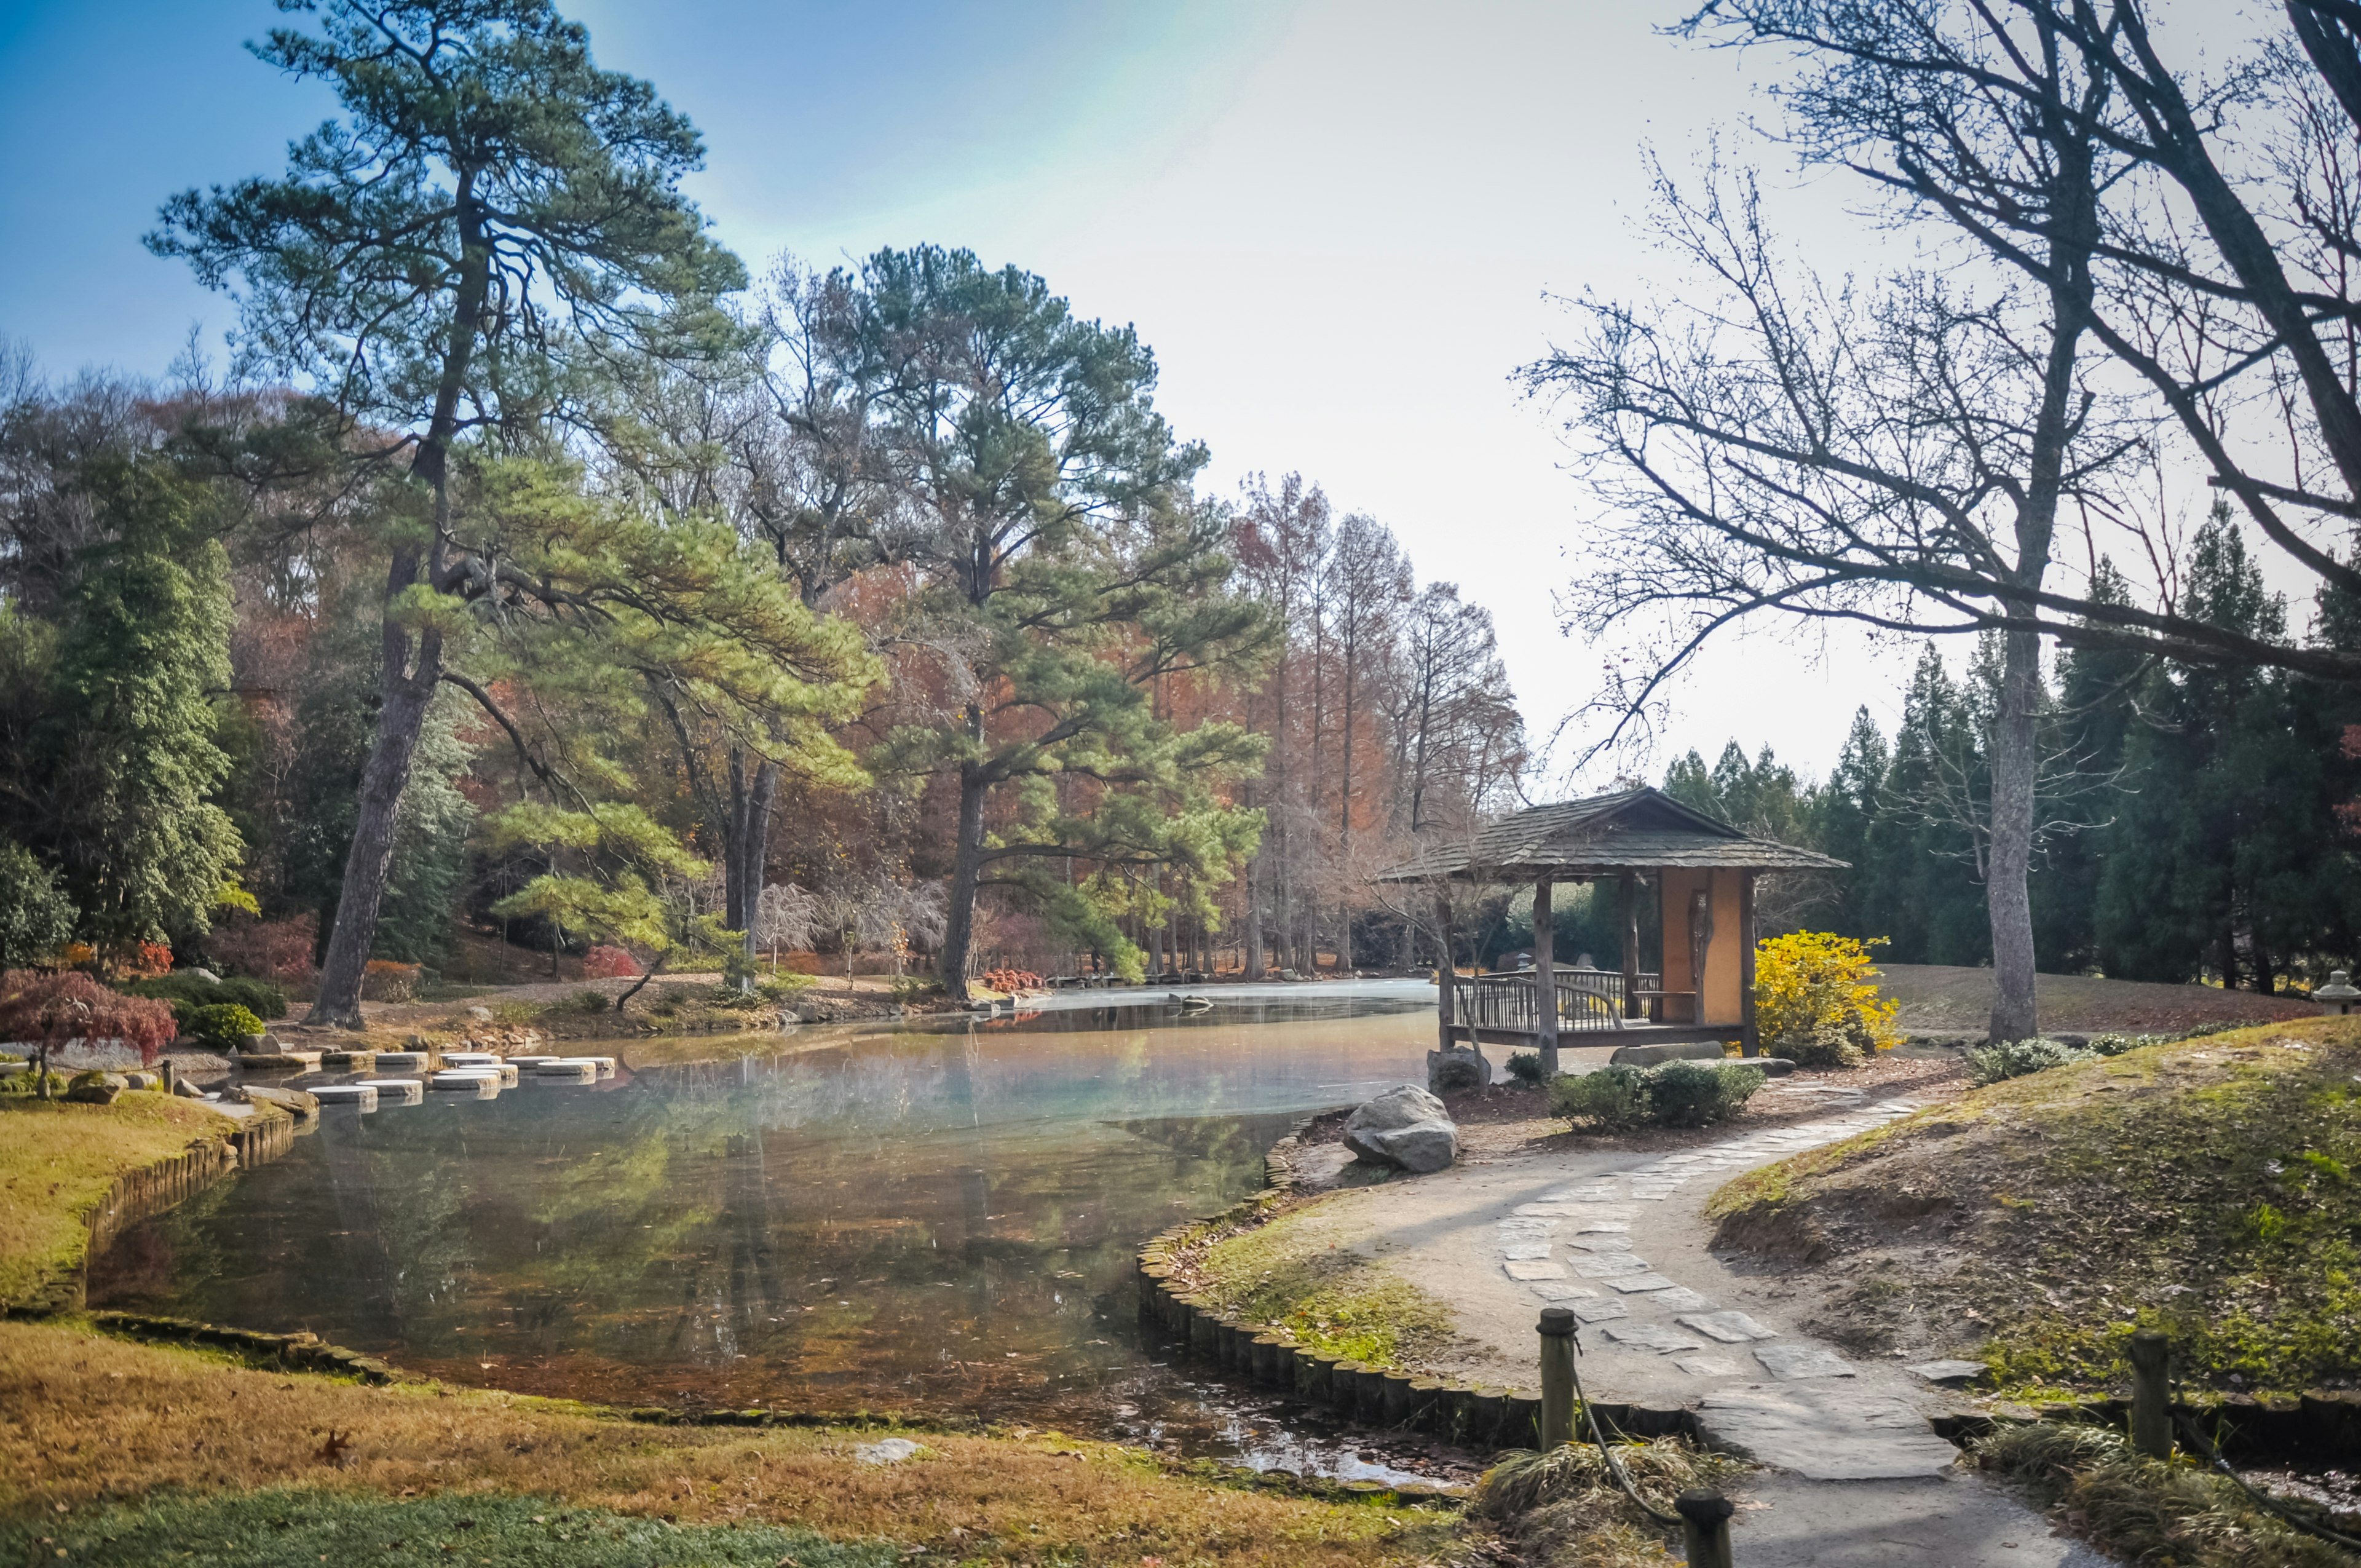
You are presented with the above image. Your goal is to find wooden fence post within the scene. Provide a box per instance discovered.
[1538,1307,1576,1447]
[2130,1331,2173,1459]
[1675,1489,1736,1568]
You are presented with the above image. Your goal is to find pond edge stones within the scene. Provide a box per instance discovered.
[1341,1084,1459,1174]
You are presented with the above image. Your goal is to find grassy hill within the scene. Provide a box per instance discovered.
[1706,1016,2360,1396]
[1877,964,2313,1037]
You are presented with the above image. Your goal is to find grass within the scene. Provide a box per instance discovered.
[0,1092,245,1309]
[1184,1198,1458,1370]
[0,1321,1464,1567]
[1975,1421,2359,1567]
[1703,1017,2361,1397]
[0,1487,895,1568]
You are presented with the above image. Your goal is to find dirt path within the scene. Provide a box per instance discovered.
[1285,1082,2110,1566]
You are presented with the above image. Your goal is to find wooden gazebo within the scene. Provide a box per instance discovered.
[1379,788,1845,1077]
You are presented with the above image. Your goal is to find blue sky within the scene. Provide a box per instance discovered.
[0,0,1897,783]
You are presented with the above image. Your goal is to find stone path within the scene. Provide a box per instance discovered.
[1312,1095,2107,1564]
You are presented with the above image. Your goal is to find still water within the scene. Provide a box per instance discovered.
[93,986,1441,1467]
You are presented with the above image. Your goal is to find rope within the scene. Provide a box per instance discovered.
[2171,1411,2361,1552]
[1567,1321,1681,1526]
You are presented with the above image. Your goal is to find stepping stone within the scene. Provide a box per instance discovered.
[1907,1359,1988,1386]
[310,1083,378,1109]
[1695,1388,1960,1479]
[1528,1283,1599,1302]
[429,1069,500,1093]
[1569,1297,1629,1323]
[1567,1234,1634,1253]
[1608,1273,1680,1293]
[536,1059,603,1081]
[1572,1253,1650,1278]
[374,1051,428,1072]
[1649,1287,1716,1313]
[1603,1321,1706,1353]
[1544,1186,1622,1202]
[1681,1310,1778,1344]
[358,1078,424,1105]
[1674,1355,1742,1377]
[1498,1243,1554,1261]
[1567,1218,1631,1234]
[1495,1219,1557,1234]
[505,1055,560,1067]
[1754,1343,1856,1379]
[1514,1203,1579,1216]
[442,1051,501,1066]
[1503,1259,1570,1281]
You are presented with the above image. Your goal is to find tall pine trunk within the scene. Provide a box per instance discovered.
[307,540,444,1028]
[938,761,986,1000]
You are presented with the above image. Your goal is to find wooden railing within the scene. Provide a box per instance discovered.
[1451,968,1666,1035]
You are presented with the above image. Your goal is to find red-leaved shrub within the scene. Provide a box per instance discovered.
[583,944,641,979]
[207,911,318,987]
[979,968,1042,994]
[0,969,176,1096]
[360,959,420,1001]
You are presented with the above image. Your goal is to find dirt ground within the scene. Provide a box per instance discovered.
[1876,964,2312,1035]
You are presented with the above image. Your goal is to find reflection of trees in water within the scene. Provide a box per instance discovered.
[92,1009,1425,1411]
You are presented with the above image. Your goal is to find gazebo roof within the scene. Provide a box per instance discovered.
[1376,787,1847,882]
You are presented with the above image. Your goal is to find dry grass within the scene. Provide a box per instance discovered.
[1470,1438,1744,1568]
[0,1093,242,1307]
[1177,1195,1461,1371]
[1877,964,2310,1034]
[0,1321,1465,1566]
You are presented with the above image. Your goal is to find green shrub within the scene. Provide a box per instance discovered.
[122,972,288,1024]
[1503,1050,1546,1085]
[1549,1061,1765,1129]
[184,1002,264,1049]
[1967,1037,2094,1085]
[1549,1065,1651,1128]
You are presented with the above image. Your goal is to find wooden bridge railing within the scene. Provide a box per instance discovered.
[1450,968,1666,1035]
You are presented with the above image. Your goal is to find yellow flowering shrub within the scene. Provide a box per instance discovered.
[1753,931,1902,1067]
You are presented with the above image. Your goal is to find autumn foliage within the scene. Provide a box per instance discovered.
[0,970,176,1094]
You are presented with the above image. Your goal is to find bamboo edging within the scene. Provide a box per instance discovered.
[1134,1120,1701,1460]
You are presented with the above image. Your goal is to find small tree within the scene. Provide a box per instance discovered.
[485,803,732,1011]
[0,842,74,970]
[0,970,175,1099]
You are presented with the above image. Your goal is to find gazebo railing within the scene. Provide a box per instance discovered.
[1451,968,1664,1035]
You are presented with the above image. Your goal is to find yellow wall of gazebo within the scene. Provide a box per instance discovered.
[1656,866,1747,1026]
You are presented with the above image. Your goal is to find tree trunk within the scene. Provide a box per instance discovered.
[1244,853,1265,979]
[306,541,443,1029]
[736,759,779,969]
[1985,623,2042,1043]
[937,764,987,1000]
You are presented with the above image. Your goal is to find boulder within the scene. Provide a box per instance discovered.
[65,1071,127,1105]
[1754,1057,1798,1078]
[247,1032,285,1057]
[1343,1084,1460,1173]
[1607,1040,1730,1067]
[466,1006,495,1024]
[234,1082,318,1117]
[173,1079,209,1099]
[188,967,223,983]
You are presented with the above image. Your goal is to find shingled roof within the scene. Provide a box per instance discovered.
[1376,788,1846,881]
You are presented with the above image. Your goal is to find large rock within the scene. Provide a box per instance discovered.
[1607,1040,1730,1067]
[65,1070,126,1105]
[1343,1084,1460,1173]
[234,1082,318,1118]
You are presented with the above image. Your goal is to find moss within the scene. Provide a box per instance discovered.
[1705,1019,2361,1398]
[0,1093,242,1308]
[1188,1198,1458,1370]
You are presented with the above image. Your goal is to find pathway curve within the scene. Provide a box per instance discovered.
[1317,1092,2111,1566]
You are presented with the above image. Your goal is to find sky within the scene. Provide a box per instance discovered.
[1,0,1927,793]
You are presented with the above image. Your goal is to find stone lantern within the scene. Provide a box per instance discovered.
[2317,970,2361,1016]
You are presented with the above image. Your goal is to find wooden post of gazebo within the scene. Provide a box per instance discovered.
[1534,875,1558,1075]
[1618,871,1640,1021]
[1435,887,1456,1054]
[1739,871,1760,1056]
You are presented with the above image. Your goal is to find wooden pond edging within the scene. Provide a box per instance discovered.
[1131,1121,1701,1458]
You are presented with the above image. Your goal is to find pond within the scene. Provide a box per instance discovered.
[92,983,1444,1472]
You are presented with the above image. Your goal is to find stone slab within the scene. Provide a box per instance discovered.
[1602,1321,1706,1353]
[1607,1272,1680,1293]
[1497,1243,1553,1261]
[1567,1234,1634,1253]
[1674,1355,1742,1377]
[374,1051,429,1071]
[1527,1283,1599,1302]
[1682,1310,1778,1344]
[1503,1259,1569,1281]
[1569,1297,1629,1324]
[310,1084,378,1109]
[1572,1253,1648,1278]
[1909,1359,1990,1385]
[1695,1388,1961,1480]
[1754,1343,1857,1379]
[1566,1218,1631,1234]
[1729,1470,2113,1567]
[1647,1286,1717,1313]
[357,1078,424,1105]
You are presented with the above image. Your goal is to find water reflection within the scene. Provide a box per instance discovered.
[93,997,1439,1462]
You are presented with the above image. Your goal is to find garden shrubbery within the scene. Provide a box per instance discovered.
[1753,931,1903,1067]
[184,1002,264,1050]
[1963,1025,2237,1085]
[121,972,287,1025]
[1503,1050,1546,1085]
[1550,1060,1765,1129]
